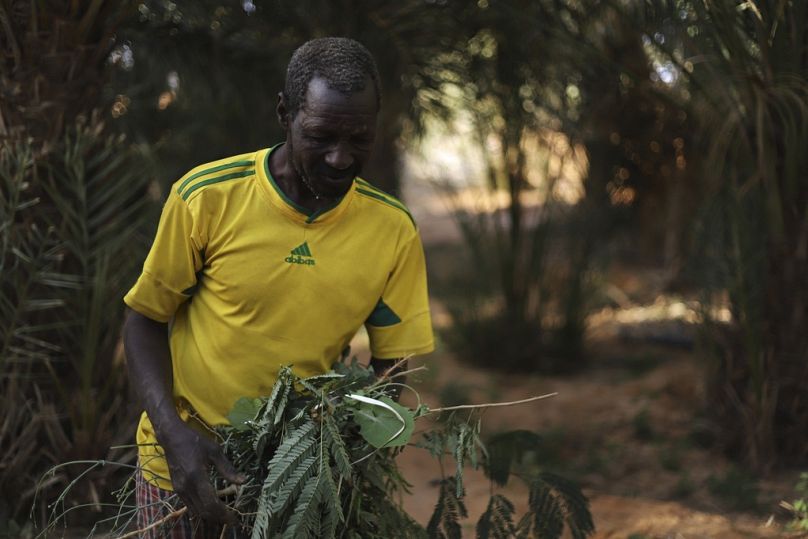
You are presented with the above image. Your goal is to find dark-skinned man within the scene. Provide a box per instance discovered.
[123,37,434,537]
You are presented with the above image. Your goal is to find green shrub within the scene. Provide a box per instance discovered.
[784,472,808,532]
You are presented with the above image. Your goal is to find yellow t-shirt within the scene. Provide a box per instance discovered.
[124,145,434,489]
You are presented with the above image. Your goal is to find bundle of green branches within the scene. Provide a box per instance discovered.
[207,360,593,539]
[40,359,594,538]
[215,361,423,538]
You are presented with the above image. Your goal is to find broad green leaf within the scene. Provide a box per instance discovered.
[351,396,414,448]
[227,397,262,431]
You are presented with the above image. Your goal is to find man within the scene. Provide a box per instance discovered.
[123,37,434,535]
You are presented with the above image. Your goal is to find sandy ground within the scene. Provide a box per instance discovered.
[388,349,796,539]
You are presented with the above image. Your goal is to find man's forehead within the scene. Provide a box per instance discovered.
[299,113,373,133]
[300,77,377,112]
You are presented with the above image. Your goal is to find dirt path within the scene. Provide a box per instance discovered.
[377,346,798,538]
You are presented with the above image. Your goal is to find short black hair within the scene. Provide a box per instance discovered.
[284,37,381,117]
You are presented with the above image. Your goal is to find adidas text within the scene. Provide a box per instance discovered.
[285,255,315,265]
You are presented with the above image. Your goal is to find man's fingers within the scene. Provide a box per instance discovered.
[197,481,237,524]
[210,449,246,484]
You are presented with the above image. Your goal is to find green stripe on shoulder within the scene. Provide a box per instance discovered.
[355,178,407,206]
[177,159,255,196]
[355,178,411,213]
[355,187,416,228]
[181,169,255,201]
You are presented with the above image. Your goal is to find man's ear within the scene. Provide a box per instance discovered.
[276,91,290,129]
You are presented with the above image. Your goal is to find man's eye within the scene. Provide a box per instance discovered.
[306,134,330,143]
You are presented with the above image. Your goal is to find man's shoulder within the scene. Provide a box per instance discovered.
[353,178,418,232]
[171,150,263,203]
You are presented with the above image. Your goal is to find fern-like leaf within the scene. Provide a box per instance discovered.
[264,367,294,427]
[251,485,272,539]
[282,473,322,539]
[476,494,515,539]
[268,454,318,516]
[426,477,467,539]
[318,462,343,538]
[323,413,352,479]
[252,368,293,455]
[371,495,429,539]
[454,424,467,498]
[262,422,317,495]
[537,472,595,539]
[528,479,564,539]
[515,473,594,539]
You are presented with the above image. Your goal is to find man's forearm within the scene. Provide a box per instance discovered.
[123,308,183,437]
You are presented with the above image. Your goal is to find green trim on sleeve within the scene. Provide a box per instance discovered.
[366,298,402,327]
[176,160,255,195]
[355,179,410,211]
[181,169,255,201]
[355,188,416,227]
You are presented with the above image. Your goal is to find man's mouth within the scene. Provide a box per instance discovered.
[322,169,357,184]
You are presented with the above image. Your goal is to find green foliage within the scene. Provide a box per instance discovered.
[785,472,808,532]
[476,494,516,539]
[517,473,595,539]
[42,119,154,454]
[113,0,460,197]
[636,0,808,468]
[415,1,619,373]
[210,362,431,538]
[426,477,468,539]
[350,396,415,448]
[1,119,153,526]
[53,361,593,538]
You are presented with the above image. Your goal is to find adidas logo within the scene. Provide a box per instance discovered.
[285,241,315,266]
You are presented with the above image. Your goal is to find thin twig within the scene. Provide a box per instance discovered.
[387,365,428,381]
[367,357,412,389]
[427,392,558,414]
[117,507,187,538]
[117,485,238,539]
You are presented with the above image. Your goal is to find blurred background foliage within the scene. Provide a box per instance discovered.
[1,0,806,532]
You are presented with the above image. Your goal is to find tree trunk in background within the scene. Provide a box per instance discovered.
[362,101,403,197]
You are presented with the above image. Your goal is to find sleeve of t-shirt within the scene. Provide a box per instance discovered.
[366,230,434,359]
[123,189,205,323]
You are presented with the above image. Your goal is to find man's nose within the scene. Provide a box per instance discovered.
[325,143,354,170]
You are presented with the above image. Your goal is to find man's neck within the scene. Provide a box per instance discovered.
[268,143,335,213]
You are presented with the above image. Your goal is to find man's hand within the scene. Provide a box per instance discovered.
[369,357,407,400]
[159,421,245,524]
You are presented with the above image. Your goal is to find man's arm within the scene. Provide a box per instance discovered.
[123,308,243,523]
